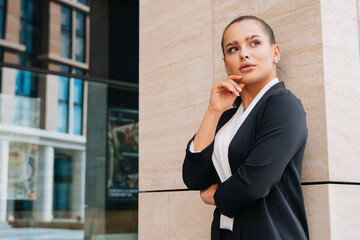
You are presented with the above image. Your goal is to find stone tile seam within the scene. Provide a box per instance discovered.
[139,181,360,193]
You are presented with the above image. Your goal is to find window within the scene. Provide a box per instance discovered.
[57,65,84,135]
[60,6,86,63]
[17,0,41,99]
[73,69,83,135]
[57,65,70,133]
[0,0,4,91]
[75,12,85,62]
[14,70,38,127]
[19,0,41,66]
[77,0,87,6]
[53,154,72,217]
[0,47,2,91]
[60,6,71,59]
[20,0,33,55]
[15,0,41,128]
[0,0,6,39]
[15,70,37,97]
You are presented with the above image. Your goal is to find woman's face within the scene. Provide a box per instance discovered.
[223,20,280,85]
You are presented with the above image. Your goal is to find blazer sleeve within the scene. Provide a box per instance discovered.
[182,108,236,190]
[182,135,217,190]
[213,91,308,218]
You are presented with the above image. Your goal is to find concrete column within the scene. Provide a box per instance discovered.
[0,67,17,125]
[0,141,9,222]
[33,146,54,222]
[38,74,59,131]
[71,150,86,221]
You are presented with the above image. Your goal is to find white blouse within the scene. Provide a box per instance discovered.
[190,78,280,231]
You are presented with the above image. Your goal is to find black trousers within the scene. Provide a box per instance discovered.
[220,229,233,240]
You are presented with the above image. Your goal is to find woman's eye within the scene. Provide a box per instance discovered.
[228,47,238,53]
[250,41,260,46]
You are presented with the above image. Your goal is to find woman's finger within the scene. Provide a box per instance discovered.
[227,79,242,92]
[220,81,238,95]
[222,82,240,97]
[221,80,242,96]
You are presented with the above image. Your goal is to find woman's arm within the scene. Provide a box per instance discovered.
[182,76,244,190]
[192,109,222,151]
[193,76,244,151]
[182,108,237,190]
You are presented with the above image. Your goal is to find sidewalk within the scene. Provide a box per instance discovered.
[0,227,84,240]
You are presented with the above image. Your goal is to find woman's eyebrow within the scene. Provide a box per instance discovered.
[245,34,261,41]
[225,35,261,48]
[225,41,238,48]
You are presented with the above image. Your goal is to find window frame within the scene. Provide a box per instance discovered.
[60,4,86,64]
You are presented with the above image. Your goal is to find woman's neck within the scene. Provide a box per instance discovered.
[240,77,276,110]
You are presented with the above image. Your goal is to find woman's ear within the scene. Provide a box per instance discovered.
[274,44,280,61]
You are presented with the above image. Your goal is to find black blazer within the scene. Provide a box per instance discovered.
[182,82,309,240]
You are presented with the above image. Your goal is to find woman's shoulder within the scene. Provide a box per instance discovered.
[266,87,306,113]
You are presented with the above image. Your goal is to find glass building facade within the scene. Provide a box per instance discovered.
[0,0,139,239]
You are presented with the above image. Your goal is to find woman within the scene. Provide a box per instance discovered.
[182,16,309,240]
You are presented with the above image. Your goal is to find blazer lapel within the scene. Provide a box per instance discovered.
[232,81,285,136]
[227,81,286,171]
[216,81,285,135]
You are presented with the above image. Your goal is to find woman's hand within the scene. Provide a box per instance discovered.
[208,75,245,113]
[200,183,218,206]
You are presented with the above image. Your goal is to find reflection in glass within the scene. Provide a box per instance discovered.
[107,108,138,200]
[0,66,138,239]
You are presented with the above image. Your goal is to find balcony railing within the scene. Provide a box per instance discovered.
[0,93,41,128]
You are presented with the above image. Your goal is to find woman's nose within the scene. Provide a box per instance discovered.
[240,53,249,60]
[239,48,249,60]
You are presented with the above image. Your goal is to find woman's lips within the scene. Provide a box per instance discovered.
[240,65,256,73]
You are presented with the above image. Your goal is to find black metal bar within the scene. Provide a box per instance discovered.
[0,62,139,89]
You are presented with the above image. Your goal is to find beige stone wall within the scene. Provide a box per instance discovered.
[49,1,61,56]
[358,0,360,53]
[139,0,214,191]
[3,0,21,64]
[139,0,360,239]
